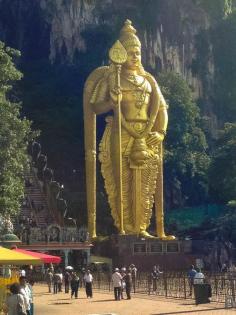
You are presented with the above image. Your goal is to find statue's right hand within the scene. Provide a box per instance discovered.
[110,88,122,108]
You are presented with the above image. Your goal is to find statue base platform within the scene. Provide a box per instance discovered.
[92,236,233,271]
[112,234,193,270]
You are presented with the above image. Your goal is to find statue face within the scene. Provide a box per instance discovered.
[124,46,141,70]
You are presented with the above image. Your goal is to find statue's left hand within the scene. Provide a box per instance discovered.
[146,132,164,147]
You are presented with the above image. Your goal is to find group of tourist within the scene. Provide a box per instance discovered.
[45,267,94,299]
[6,276,34,315]
[44,263,138,302]
[111,266,136,300]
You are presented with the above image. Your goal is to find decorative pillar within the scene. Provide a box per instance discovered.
[84,248,90,265]
[64,249,70,267]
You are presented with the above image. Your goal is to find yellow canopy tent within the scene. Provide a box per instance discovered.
[0,246,42,265]
[0,246,42,310]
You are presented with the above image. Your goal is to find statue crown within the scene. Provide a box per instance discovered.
[119,19,141,49]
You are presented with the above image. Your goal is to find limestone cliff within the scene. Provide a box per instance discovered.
[42,0,212,99]
[0,0,215,100]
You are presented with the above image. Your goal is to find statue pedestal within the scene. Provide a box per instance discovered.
[113,235,193,270]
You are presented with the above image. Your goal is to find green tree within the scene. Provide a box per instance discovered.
[158,71,210,208]
[0,41,35,216]
[208,123,236,203]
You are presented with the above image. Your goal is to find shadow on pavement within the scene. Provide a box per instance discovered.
[91,299,118,303]
[151,307,226,315]
[48,302,72,305]
[34,293,52,296]
[49,298,71,301]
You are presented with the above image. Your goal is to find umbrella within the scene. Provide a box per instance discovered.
[65,266,73,270]
[12,249,61,264]
[0,246,42,265]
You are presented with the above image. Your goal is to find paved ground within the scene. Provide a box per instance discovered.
[34,284,235,315]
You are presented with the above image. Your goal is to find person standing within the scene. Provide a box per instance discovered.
[124,268,132,299]
[6,283,27,315]
[57,269,63,292]
[112,268,122,301]
[19,276,31,315]
[70,272,80,299]
[64,270,71,293]
[151,265,163,294]
[129,264,137,293]
[45,268,53,293]
[28,280,34,315]
[187,265,197,296]
[84,270,93,298]
[53,272,60,294]
[120,268,126,299]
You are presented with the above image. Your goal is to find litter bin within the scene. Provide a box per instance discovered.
[194,284,211,305]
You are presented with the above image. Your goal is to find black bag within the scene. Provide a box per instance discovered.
[17,294,27,315]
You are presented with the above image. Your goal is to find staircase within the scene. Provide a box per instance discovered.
[13,167,55,234]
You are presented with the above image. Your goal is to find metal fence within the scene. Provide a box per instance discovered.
[92,271,236,303]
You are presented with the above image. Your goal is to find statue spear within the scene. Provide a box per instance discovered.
[109,40,127,235]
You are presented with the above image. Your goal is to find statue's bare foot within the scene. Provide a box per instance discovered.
[159,234,176,240]
[139,231,157,239]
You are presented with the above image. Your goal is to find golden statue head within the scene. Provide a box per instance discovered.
[118,20,144,73]
[119,19,141,50]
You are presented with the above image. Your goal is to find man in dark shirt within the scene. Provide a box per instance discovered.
[124,268,132,299]
[151,265,163,294]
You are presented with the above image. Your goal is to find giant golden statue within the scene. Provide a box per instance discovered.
[84,20,174,240]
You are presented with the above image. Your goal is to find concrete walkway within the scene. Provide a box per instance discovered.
[34,284,235,315]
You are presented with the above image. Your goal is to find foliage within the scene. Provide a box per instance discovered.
[158,71,210,208]
[0,41,35,216]
[0,41,22,98]
[203,203,236,246]
[212,213,236,245]
[208,123,236,203]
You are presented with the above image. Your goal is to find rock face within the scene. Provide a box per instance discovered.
[0,0,215,100]
[45,0,213,100]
